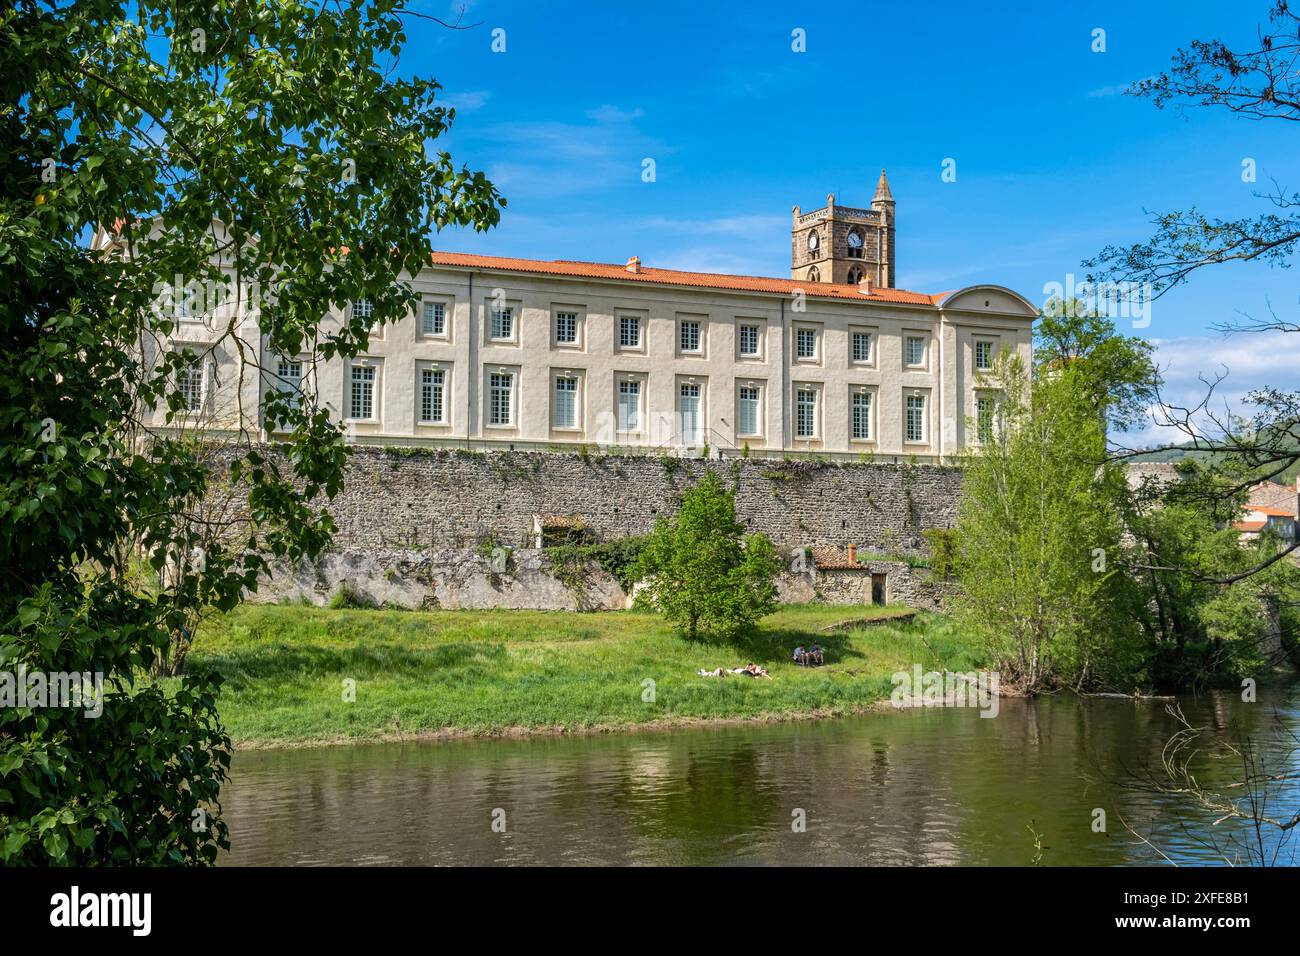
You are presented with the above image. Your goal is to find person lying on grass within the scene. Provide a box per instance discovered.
[696,664,772,679]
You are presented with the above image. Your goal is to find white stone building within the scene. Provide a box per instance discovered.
[103,172,1038,460]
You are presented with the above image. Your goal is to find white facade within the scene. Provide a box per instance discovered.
[104,202,1037,461]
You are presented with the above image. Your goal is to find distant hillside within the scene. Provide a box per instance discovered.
[1129,439,1300,484]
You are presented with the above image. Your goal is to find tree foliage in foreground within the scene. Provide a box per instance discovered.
[0,0,501,864]
[955,354,1136,693]
[956,306,1300,693]
[1085,0,1300,571]
[633,472,780,640]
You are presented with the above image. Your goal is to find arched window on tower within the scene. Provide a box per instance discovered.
[846,228,864,259]
[807,266,821,282]
[847,266,864,285]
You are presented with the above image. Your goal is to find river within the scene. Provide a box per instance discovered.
[219,684,1299,866]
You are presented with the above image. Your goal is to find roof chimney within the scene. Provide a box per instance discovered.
[846,543,857,564]
[858,276,875,295]
[626,255,641,274]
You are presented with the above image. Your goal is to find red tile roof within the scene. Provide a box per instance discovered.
[1234,520,1267,532]
[1250,506,1296,518]
[428,251,946,305]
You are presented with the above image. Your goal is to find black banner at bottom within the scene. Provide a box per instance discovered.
[0,864,1280,942]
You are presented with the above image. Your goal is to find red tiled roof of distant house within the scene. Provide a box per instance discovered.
[427,251,946,305]
[1251,506,1296,518]
[1247,481,1298,517]
[1233,520,1267,532]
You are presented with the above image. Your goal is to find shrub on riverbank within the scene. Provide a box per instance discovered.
[185,604,981,747]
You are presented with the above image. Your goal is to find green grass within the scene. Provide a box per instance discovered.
[185,603,984,747]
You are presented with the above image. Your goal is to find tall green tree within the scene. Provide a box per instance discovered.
[632,472,780,640]
[1,1,501,864]
[955,354,1137,693]
[1034,297,1160,434]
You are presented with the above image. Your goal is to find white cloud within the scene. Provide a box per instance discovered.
[636,214,787,238]
[1086,77,1153,98]
[585,104,646,123]
[443,90,490,112]
[1122,329,1300,448]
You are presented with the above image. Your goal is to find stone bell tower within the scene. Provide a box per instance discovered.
[790,169,895,288]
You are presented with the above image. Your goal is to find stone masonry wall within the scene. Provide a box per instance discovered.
[293,446,963,553]
[224,446,965,610]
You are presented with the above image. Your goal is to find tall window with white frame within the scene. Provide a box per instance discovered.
[851,391,872,441]
[679,319,701,353]
[977,394,997,444]
[974,339,994,371]
[852,330,873,364]
[679,383,701,445]
[352,298,374,323]
[738,324,760,357]
[554,376,578,429]
[422,301,446,336]
[617,379,640,432]
[555,311,578,346]
[796,327,817,360]
[796,388,817,439]
[905,335,926,367]
[737,385,761,437]
[274,358,301,427]
[488,371,514,426]
[419,368,445,424]
[490,305,514,340]
[349,364,375,420]
[619,315,641,349]
[906,393,926,443]
[177,357,206,412]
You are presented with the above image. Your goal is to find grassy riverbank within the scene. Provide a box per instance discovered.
[187,603,984,748]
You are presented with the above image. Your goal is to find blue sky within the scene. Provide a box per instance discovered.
[405,0,1299,442]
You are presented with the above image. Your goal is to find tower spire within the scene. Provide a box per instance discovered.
[873,168,893,204]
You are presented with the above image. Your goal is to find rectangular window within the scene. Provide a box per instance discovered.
[419,368,446,424]
[619,315,642,349]
[905,335,926,367]
[977,395,996,444]
[906,394,926,442]
[422,302,446,336]
[273,358,301,426]
[352,299,375,322]
[852,392,872,440]
[618,379,641,431]
[852,331,873,364]
[276,359,301,407]
[349,365,375,420]
[738,324,760,357]
[796,389,817,438]
[555,311,578,345]
[488,372,514,426]
[975,340,993,371]
[554,376,578,428]
[796,327,817,359]
[679,383,702,445]
[177,359,205,412]
[738,386,761,437]
[679,320,701,353]
[490,307,514,340]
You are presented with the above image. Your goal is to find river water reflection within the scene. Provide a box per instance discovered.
[220,685,1299,866]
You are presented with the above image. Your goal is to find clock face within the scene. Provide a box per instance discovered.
[807,232,819,252]
[847,231,863,249]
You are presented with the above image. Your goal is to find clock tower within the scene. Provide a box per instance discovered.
[791,169,895,288]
